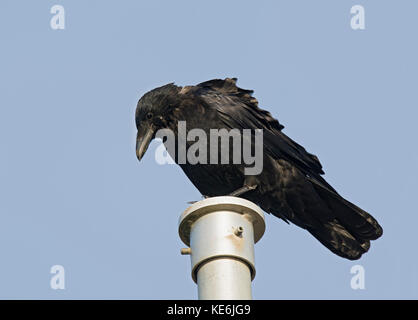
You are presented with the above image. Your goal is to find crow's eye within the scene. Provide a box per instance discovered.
[146,112,153,120]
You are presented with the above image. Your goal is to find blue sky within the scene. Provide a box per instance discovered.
[0,0,417,299]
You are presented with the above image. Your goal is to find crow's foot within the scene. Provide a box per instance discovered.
[228,184,258,197]
[187,195,210,204]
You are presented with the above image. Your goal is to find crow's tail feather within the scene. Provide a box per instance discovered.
[306,179,383,260]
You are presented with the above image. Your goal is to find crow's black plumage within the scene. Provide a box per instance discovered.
[135,78,382,260]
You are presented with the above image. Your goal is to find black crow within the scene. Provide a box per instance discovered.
[135,78,382,260]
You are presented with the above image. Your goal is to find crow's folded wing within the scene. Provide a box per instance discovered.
[196,78,337,193]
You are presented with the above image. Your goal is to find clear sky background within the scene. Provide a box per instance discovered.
[0,0,417,299]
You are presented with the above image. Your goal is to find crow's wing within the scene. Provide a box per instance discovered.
[196,78,337,193]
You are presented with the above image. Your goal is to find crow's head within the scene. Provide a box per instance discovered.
[135,83,181,161]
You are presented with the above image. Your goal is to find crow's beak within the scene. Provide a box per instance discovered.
[136,124,155,161]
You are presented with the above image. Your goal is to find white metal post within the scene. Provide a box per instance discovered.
[178,196,265,300]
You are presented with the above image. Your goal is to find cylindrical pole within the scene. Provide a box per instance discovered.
[178,196,265,300]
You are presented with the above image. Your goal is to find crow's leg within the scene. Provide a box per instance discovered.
[188,185,257,204]
[228,184,257,197]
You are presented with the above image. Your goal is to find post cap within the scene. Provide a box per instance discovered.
[178,196,266,247]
